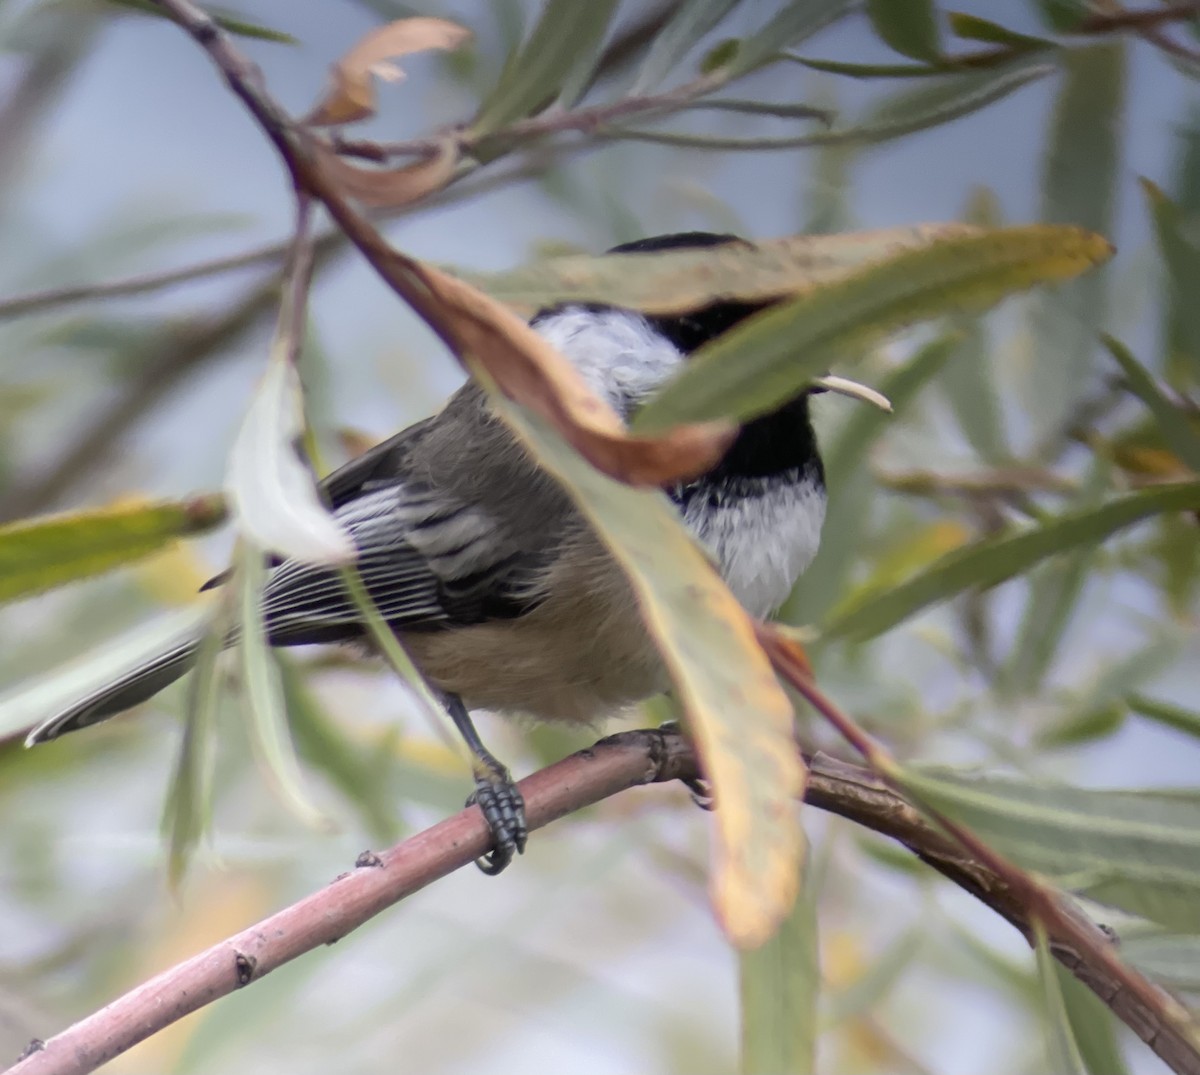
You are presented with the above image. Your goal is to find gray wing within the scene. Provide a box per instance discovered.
[262,481,543,647]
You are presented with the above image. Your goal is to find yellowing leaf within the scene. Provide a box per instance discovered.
[490,390,805,948]
[136,541,218,605]
[0,495,226,605]
[304,17,472,126]
[450,225,977,317]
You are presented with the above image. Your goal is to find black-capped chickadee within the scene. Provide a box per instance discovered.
[27,232,836,872]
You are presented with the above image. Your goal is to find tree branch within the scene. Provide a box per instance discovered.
[28,7,1188,1075]
[7,729,1198,1075]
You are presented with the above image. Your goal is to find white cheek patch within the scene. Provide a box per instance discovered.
[533,306,684,416]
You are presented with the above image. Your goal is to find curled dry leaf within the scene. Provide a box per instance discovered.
[304,17,473,127]
[315,137,459,208]
[388,256,736,485]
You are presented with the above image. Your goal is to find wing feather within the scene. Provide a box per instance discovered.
[262,483,539,646]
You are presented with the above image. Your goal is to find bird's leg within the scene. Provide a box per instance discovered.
[441,692,527,874]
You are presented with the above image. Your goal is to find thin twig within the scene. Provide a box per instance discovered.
[0,244,288,321]
[4,728,696,1075]
[1079,1,1200,32]
[0,269,285,522]
[7,728,1200,1075]
[0,155,543,324]
[1087,0,1200,64]
[758,625,1200,1075]
[873,467,1079,497]
[333,68,731,163]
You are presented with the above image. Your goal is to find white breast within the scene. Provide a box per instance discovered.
[681,479,826,619]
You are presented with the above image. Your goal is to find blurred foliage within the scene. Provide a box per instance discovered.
[0,1,1199,1074]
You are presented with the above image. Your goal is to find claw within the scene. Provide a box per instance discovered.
[440,691,529,875]
[682,774,715,811]
[466,768,527,875]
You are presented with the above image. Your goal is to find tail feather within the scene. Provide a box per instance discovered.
[25,639,200,745]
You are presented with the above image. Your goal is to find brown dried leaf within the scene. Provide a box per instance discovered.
[409,260,735,485]
[315,138,459,208]
[304,17,472,127]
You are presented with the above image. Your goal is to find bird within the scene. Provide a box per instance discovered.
[26,232,845,873]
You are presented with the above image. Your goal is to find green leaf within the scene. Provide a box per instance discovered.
[1104,333,1200,472]
[161,617,226,887]
[631,0,738,92]
[902,766,1200,931]
[939,318,1009,461]
[1025,44,1124,442]
[1147,169,1200,387]
[1036,702,1127,750]
[1033,925,1088,1075]
[800,84,855,235]
[474,0,621,132]
[729,0,853,76]
[823,482,1200,643]
[633,224,1111,432]
[281,658,401,842]
[104,0,298,43]
[865,56,1052,138]
[784,56,946,78]
[937,187,1009,463]
[0,496,226,605]
[555,0,621,106]
[1055,965,1131,1075]
[1034,0,1089,33]
[739,855,818,1075]
[866,0,941,62]
[1127,693,1200,742]
[797,57,1052,144]
[487,386,804,948]
[947,12,1055,51]
[1003,460,1110,696]
[1150,511,1200,616]
[683,98,833,122]
[235,542,328,829]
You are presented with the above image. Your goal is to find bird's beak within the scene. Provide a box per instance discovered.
[811,374,893,413]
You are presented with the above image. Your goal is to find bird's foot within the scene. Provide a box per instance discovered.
[466,765,527,875]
